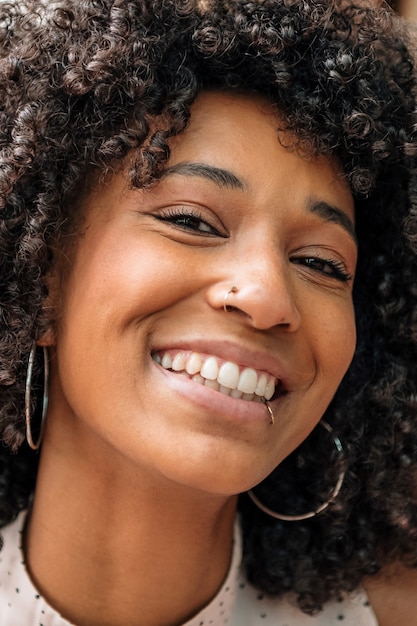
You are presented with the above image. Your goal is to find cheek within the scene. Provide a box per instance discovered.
[321,302,357,379]
[58,234,192,329]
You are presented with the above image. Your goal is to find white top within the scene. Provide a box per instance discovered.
[0,512,378,626]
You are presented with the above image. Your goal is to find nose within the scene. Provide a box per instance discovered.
[207,246,301,331]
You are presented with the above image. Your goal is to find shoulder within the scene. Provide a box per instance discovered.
[0,511,25,579]
[0,512,35,624]
[232,574,378,626]
[0,512,73,625]
[364,563,417,626]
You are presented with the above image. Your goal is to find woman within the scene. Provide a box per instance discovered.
[0,1,416,625]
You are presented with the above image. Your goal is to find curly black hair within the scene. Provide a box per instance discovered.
[0,0,417,615]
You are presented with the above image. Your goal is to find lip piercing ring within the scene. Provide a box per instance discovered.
[224,286,238,313]
[265,403,275,425]
[261,398,275,425]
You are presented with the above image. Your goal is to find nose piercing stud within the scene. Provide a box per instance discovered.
[223,286,238,313]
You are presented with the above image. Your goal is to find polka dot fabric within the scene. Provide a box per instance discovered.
[0,514,73,626]
[0,513,378,626]
[232,579,378,625]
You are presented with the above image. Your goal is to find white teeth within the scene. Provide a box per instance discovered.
[172,352,186,371]
[154,350,278,402]
[242,392,255,401]
[264,379,275,401]
[237,368,258,394]
[255,373,268,397]
[161,353,172,369]
[200,356,219,381]
[186,352,203,375]
[205,378,220,391]
[217,361,240,389]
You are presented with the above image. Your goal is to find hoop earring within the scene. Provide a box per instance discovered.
[247,421,345,521]
[25,342,49,451]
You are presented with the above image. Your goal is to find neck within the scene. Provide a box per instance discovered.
[364,563,417,626]
[25,436,238,626]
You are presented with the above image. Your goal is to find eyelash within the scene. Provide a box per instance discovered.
[291,256,353,282]
[156,207,223,236]
[156,208,352,282]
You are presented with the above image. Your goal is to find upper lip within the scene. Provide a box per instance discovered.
[151,338,293,391]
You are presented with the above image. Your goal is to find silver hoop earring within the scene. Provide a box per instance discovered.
[25,342,49,451]
[223,286,238,312]
[247,420,345,521]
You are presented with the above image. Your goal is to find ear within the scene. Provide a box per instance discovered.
[37,326,56,347]
[36,258,62,348]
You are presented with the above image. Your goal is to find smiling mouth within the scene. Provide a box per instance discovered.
[152,350,281,402]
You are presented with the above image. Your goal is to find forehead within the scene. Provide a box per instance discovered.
[166,90,354,222]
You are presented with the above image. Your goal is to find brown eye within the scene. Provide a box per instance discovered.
[291,256,352,282]
[156,208,226,237]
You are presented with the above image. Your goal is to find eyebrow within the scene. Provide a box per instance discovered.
[161,162,245,190]
[310,200,357,245]
[161,161,356,244]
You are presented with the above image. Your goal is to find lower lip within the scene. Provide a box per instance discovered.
[154,361,274,423]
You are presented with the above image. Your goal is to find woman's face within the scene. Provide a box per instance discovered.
[46,92,357,495]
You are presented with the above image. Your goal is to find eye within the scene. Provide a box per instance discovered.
[291,256,353,283]
[156,207,225,237]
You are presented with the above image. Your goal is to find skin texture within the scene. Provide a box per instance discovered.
[365,564,417,626]
[395,0,417,19]
[25,92,357,626]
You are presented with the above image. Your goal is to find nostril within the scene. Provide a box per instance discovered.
[223,286,239,313]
